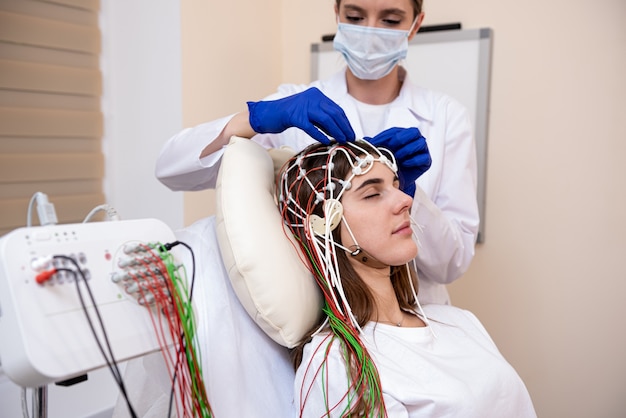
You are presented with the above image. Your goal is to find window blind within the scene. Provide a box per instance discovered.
[0,0,103,235]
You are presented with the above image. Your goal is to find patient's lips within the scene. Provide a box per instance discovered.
[392,221,411,235]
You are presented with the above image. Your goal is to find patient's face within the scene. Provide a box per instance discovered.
[339,161,417,266]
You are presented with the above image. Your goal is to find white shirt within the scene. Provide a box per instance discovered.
[295,304,537,418]
[155,67,479,305]
[351,95,390,136]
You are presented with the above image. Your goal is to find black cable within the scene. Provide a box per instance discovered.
[162,240,196,301]
[159,241,197,418]
[54,257,138,418]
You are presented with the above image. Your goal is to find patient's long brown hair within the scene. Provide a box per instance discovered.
[279,141,419,417]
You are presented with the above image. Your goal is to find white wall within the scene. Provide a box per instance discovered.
[101,0,184,230]
[425,1,626,417]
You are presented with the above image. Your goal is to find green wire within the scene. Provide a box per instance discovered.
[157,245,213,418]
[284,237,387,416]
[323,305,386,418]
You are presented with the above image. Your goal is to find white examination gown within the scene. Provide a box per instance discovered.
[155,68,479,305]
[296,304,537,418]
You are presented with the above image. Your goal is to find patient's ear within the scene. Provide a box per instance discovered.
[215,136,323,348]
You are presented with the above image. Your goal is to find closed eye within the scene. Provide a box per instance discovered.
[346,15,363,23]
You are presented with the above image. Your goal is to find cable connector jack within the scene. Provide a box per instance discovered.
[83,204,121,223]
[35,269,57,285]
[31,255,54,272]
[27,192,58,227]
[162,241,182,251]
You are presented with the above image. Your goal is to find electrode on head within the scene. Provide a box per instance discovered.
[308,199,343,235]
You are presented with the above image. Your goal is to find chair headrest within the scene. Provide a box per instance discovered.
[215,136,322,348]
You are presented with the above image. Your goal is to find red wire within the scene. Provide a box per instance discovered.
[131,246,187,416]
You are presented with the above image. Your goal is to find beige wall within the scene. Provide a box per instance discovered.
[180,0,283,222]
[429,2,626,417]
[181,0,626,416]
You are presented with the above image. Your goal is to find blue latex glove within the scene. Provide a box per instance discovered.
[247,87,355,144]
[366,127,432,197]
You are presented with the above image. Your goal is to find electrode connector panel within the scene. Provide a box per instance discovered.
[0,218,179,387]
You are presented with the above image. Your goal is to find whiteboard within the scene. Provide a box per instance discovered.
[311,28,493,243]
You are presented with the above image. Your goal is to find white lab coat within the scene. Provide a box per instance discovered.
[155,68,479,305]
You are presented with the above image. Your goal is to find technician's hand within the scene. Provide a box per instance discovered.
[247,87,355,144]
[366,127,431,197]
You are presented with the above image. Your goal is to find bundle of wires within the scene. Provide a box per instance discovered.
[27,196,212,417]
[278,140,398,417]
[124,241,213,418]
[37,241,213,417]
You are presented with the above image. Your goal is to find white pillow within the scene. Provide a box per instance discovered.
[215,136,322,348]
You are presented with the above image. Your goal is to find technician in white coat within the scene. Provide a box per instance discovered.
[155,0,479,305]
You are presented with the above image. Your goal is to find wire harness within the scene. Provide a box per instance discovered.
[34,240,212,418]
[114,240,212,418]
[18,196,212,417]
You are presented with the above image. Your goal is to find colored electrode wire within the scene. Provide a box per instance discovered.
[278,141,396,417]
[125,241,212,418]
[158,242,211,418]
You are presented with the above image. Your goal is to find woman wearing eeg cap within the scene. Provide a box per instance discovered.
[156,0,479,305]
[278,139,535,417]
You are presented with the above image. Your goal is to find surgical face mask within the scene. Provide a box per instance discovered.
[333,20,416,80]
